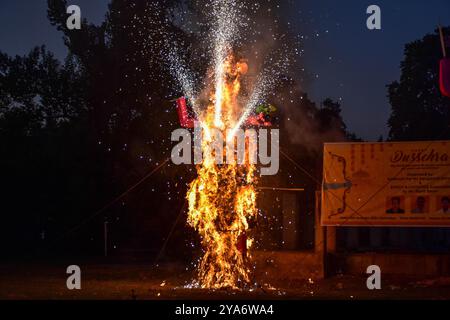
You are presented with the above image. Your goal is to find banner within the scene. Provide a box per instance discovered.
[321,141,450,226]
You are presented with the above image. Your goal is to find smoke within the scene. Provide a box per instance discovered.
[166,0,347,152]
[166,0,296,114]
[272,82,347,153]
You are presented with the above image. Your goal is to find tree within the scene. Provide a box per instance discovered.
[0,46,89,256]
[317,98,347,135]
[387,27,450,141]
[46,0,194,258]
[39,0,358,256]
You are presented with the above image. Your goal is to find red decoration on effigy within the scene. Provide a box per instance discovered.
[176,97,195,128]
[175,97,272,128]
[245,113,272,127]
[236,232,247,257]
[440,58,450,98]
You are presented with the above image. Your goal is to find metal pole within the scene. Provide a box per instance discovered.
[104,220,108,257]
[258,187,305,192]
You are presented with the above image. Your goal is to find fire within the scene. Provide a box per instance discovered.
[187,54,258,289]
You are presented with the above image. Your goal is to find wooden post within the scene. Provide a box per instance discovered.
[316,190,337,277]
[315,191,324,253]
[315,191,326,278]
[326,226,337,254]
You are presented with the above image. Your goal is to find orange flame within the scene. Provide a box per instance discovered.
[187,55,257,289]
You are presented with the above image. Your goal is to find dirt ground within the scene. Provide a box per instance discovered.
[1,262,450,300]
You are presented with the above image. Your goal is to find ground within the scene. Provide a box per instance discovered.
[1,261,450,300]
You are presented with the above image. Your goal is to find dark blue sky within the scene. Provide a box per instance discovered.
[0,1,108,56]
[293,0,450,140]
[1,1,449,140]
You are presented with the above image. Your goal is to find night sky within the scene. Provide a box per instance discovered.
[1,0,449,140]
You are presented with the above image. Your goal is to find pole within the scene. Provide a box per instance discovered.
[154,200,187,264]
[315,190,326,278]
[439,25,447,58]
[258,187,305,192]
[104,220,108,257]
[63,158,170,237]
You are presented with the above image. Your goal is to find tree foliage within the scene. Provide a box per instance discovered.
[387,27,450,141]
[0,46,89,255]
[0,0,358,257]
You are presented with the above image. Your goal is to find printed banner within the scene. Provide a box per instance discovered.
[321,141,450,226]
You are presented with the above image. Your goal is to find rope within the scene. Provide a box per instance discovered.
[63,157,171,237]
[154,199,187,264]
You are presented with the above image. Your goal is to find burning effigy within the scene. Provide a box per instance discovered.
[167,0,289,290]
[185,54,259,289]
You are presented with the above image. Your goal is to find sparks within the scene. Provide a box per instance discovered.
[165,0,293,289]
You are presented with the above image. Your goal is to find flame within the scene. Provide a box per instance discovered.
[187,55,258,289]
